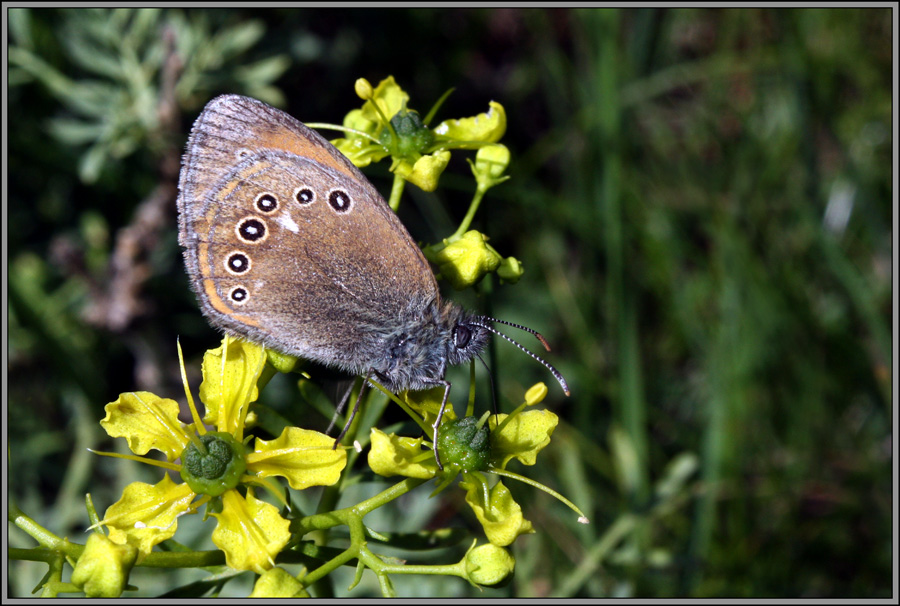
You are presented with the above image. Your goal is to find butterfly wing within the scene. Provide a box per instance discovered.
[177,95,440,373]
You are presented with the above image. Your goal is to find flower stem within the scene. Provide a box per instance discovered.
[451,185,487,240]
[388,173,406,212]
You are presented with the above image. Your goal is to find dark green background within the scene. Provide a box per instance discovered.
[7,7,894,598]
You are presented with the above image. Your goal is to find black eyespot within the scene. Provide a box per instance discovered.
[295,187,315,205]
[255,193,278,213]
[225,252,250,275]
[229,286,248,304]
[236,217,267,243]
[328,189,352,213]
[454,325,472,349]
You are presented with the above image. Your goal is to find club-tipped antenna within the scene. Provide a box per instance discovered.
[470,318,570,396]
[484,317,553,351]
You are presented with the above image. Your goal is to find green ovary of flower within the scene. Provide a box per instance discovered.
[180,432,248,497]
[437,416,491,472]
[380,109,434,157]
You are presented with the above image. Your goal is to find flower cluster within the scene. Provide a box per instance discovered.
[323,76,524,290]
[60,76,585,598]
[368,382,584,547]
[79,337,345,592]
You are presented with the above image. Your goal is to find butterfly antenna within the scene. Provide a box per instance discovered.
[483,317,553,351]
[470,318,570,396]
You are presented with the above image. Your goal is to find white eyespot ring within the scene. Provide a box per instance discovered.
[235,216,268,244]
[228,285,249,305]
[224,251,251,275]
[327,189,352,213]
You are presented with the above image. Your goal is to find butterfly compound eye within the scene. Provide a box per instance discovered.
[454,325,472,349]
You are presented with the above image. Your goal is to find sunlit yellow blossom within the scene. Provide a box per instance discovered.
[428,230,502,290]
[95,337,347,572]
[330,76,509,192]
[367,383,581,546]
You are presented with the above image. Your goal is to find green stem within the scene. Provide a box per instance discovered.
[10,504,75,552]
[388,173,406,211]
[450,185,487,240]
[303,122,381,145]
[297,477,428,534]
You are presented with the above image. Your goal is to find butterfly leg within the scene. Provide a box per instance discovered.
[326,378,358,435]
[332,370,374,449]
[431,379,452,471]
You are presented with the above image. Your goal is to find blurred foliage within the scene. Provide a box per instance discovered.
[6,7,893,598]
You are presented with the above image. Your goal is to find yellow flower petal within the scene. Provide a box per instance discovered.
[489,410,558,468]
[100,392,190,461]
[200,337,266,435]
[330,109,390,168]
[462,479,534,547]
[248,427,347,490]
[101,475,196,557]
[394,150,451,191]
[432,101,507,146]
[402,387,457,428]
[368,427,436,479]
[211,489,291,574]
[360,75,409,124]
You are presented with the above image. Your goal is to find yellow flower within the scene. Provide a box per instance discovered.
[94,337,347,573]
[330,76,508,192]
[367,384,583,546]
[427,230,502,290]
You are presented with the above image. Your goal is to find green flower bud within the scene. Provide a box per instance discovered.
[354,77,374,100]
[473,143,510,180]
[437,416,491,472]
[496,256,524,284]
[70,533,138,598]
[249,567,308,597]
[180,432,247,496]
[266,349,301,374]
[431,230,501,290]
[524,382,548,405]
[464,542,516,587]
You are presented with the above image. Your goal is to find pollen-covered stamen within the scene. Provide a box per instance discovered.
[180,432,248,497]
